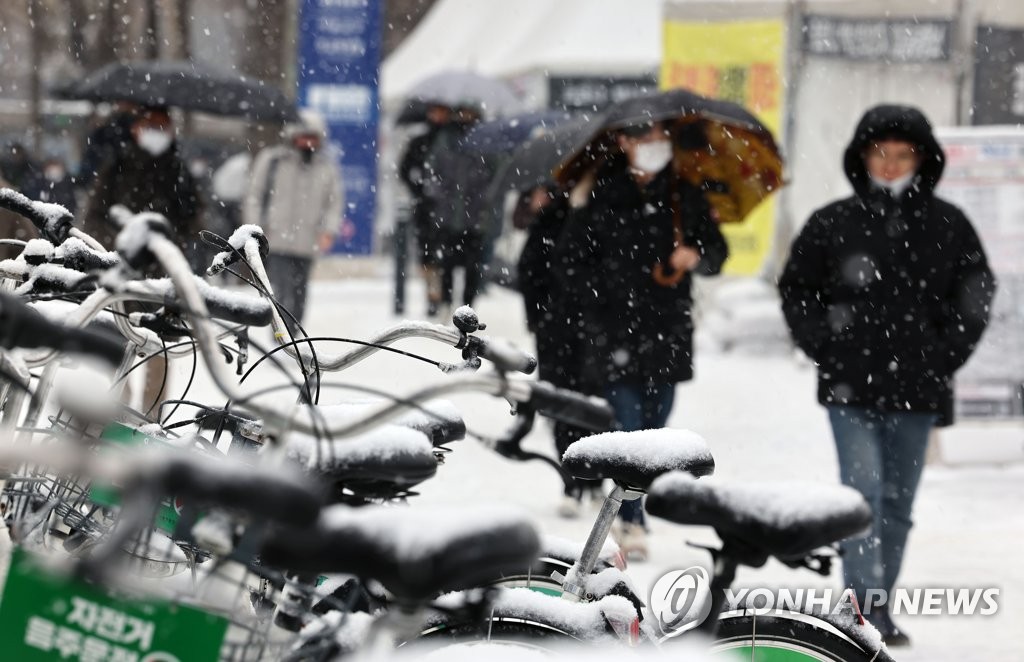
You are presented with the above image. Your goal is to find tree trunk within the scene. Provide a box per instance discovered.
[28,0,42,152]
[242,0,292,151]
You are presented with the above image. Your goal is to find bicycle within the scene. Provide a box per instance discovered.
[0,188,895,661]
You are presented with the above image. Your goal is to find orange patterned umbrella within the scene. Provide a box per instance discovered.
[555,89,784,225]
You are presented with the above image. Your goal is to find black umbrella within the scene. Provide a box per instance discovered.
[488,114,598,197]
[61,60,298,122]
[397,71,519,124]
[459,110,577,158]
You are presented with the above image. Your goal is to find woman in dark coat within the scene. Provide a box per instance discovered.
[779,104,995,645]
[81,108,200,252]
[80,107,201,417]
[516,185,602,515]
[555,120,729,557]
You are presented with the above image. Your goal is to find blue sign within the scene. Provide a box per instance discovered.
[298,0,382,254]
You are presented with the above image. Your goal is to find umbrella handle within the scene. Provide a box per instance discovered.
[652,261,687,287]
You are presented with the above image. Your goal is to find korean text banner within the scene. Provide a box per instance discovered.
[298,0,382,255]
[661,19,785,276]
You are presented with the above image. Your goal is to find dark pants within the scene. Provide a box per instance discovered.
[605,382,676,525]
[827,406,936,614]
[267,253,313,329]
[440,230,485,307]
[554,422,602,498]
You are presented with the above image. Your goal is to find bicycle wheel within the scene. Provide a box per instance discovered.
[707,611,879,662]
[490,573,565,597]
[418,618,578,651]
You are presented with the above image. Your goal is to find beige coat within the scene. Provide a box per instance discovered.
[242,146,344,257]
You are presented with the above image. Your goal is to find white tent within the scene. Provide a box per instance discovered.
[381,0,663,106]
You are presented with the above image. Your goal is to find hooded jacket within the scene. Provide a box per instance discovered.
[242,136,344,258]
[779,105,995,425]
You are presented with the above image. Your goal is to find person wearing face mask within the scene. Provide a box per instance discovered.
[82,107,201,253]
[242,110,343,329]
[26,157,78,214]
[81,106,202,417]
[779,105,995,645]
[553,120,728,549]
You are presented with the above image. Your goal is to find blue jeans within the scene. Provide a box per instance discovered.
[605,382,676,526]
[828,406,935,612]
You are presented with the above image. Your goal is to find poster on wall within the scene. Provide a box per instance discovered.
[801,14,951,63]
[660,19,785,276]
[297,0,382,255]
[548,76,658,112]
[936,127,1024,418]
[972,25,1024,126]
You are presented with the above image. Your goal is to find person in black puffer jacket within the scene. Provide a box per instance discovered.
[779,104,995,646]
[555,120,729,556]
[516,185,601,514]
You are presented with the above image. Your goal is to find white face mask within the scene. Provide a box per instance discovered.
[870,171,916,198]
[630,139,673,174]
[136,129,173,156]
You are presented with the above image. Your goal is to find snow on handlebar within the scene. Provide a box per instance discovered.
[0,291,126,366]
[0,187,74,244]
[206,224,269,277]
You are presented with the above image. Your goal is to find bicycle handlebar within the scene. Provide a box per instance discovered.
[0,291,126,366]
[206,224,269,277]
[469,335,538,375]
[527,381,616,431]
[0,187,74,244]
[106,212,598,440]
[0,436,323,528]
[238,236,537,375]
[56,237,121,272]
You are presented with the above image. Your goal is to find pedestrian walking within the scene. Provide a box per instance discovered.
[555,119,729,558]
[28,156,78,214]
[516,184,602,516]
[77,102,139,190]
[80,106,202,415]
[778,104,995,646]
[398,104,450,316]
[427,107,494,314]
[81,107,201,251]
[242,111,344,329]
[0,142,42,194]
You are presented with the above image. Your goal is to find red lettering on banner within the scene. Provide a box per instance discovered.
[748,63,779,111]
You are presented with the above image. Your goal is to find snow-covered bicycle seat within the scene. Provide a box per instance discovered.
[260,505,540,601]
[286,426,438,499]
[646,472,872,561]
[315,399,466,447]
[561,429,715,489]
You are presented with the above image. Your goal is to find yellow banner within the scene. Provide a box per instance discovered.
[661,19,785,276]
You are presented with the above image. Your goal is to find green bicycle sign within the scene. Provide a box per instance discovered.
[0,549,228,661]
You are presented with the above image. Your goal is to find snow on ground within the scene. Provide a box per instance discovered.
[169,269,1022,661]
